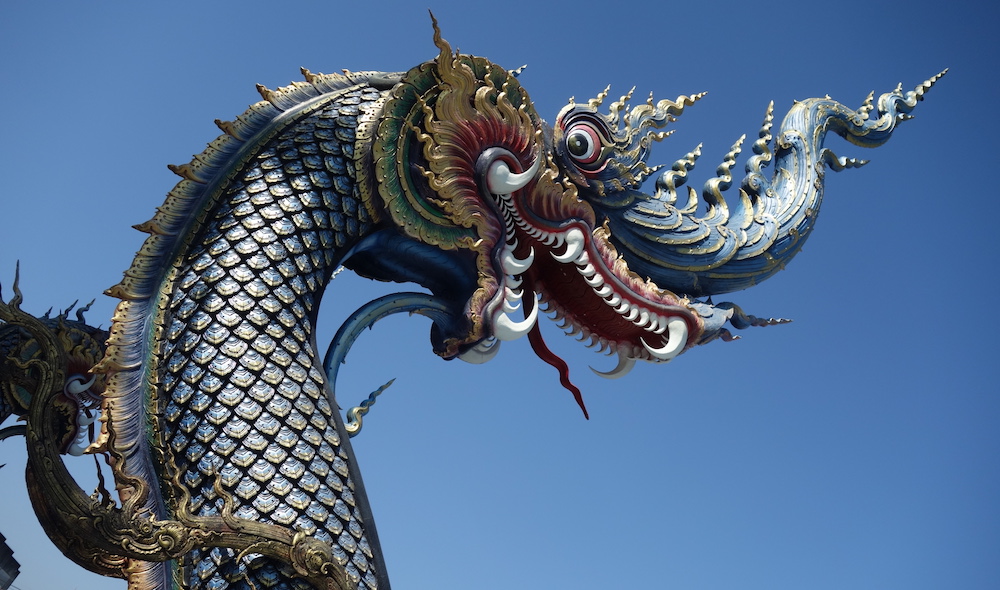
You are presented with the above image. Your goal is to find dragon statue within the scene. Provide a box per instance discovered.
[0,16,942,590]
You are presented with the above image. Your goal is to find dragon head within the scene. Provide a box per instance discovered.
[348,18,940,414]
[360,21,706,414]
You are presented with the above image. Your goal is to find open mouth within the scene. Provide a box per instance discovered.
[464,155,703,415]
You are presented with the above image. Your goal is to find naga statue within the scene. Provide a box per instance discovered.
[0,16,943,590]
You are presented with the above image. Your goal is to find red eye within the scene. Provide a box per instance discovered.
[565,123,602,165]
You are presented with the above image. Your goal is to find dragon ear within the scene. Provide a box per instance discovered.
[370,25,541,257]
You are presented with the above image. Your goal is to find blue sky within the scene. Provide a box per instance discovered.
[0,1,996,589]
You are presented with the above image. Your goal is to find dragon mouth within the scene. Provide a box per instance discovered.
[462,157,702,383]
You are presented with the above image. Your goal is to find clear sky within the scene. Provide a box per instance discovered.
[0,1,996,589]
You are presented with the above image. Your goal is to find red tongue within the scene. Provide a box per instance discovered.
[527,321,589,420]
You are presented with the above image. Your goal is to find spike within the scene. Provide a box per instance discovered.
[652,92,707,123]
[509,64,528,78]
[607,87,636,127]
[9,261,23,308]
[58,301,77,321]
[166,163,202,182]
[300,66,317,83]
[76,299,95,322]
[132,219,166,235]
[214,118,238,137]
[256,83,276,102]
[913,69,948,100]
[588,85,611,109]
[859,90,875,119]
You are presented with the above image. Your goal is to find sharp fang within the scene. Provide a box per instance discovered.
[640,317,688,361]
[494,294,539,341]
[595,284,613,297]
[635,310,650,327]
[606,294,621,306]
[591,352,636,379]
[65,374,97,395]
[624,307,639,321]
[552,228,585,263]
[458,338,501,364]
[614,300,629,313]
[502,247,534,275]
[487,155,541,194]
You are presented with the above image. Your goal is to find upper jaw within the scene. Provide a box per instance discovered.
[469,165,701,366]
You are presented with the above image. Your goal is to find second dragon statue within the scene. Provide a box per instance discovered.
[0,15,942,590]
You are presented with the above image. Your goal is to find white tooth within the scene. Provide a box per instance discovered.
[494,297,539,341]
[606,294,621,307]
[595,284,613,297]
[552,228,585,263]
[65,374,97,395]
[578,263,596,277]
[640,317,688,361]
[653,314,668,334]
[634,310,650,327]
[506,275,522,289]
[487,155,541,194]
[502,247,534,275]
[502,287,524,313]
[584,273,604,289]
[591,352,636,379]
[624,307,639,321]
[458,338,502,364]
[643,315,660,332]
[615,301,630,313]
[577,252,590,265]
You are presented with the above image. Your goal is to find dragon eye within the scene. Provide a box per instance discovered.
[565,124,602,165]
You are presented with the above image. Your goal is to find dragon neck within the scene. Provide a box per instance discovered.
[96,75,398,590]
